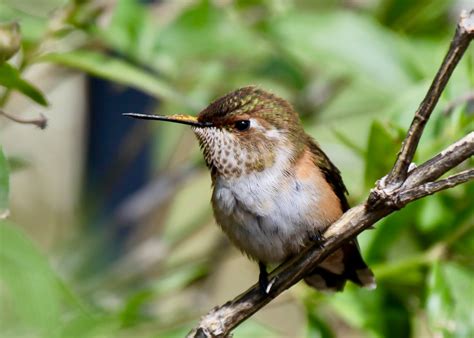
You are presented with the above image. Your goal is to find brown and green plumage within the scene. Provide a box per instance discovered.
[124,86,375,292]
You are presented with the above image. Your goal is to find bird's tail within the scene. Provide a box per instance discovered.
[304,239,375,292]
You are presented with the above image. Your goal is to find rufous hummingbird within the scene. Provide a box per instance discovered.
[124,86,375,293]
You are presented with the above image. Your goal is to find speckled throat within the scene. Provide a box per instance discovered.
[191,86,306,180]
[192,125,284,180]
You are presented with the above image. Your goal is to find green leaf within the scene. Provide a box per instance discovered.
[426,262,474,338]
[233,320,280,337]
[443,264,474,337]
[269,11,413,90]
[417,194,452,233]
[328,289,383,337]
[0,147,9,219]
[377,0,452,35]
[0,3,47,43]
[365,205,416,263]
[306,309,334,338]
[156,0,260,61]
[38,51,199,109]
[99,0,152,61]
[364,120,402,189]
[120,263,207,327]
[332,128,366,158]
[0,63,48,106]
[0,221,61,333]
[58,314,121,338]
[329,287,411,338]
[426,262,455,337]
[1,0,65,18]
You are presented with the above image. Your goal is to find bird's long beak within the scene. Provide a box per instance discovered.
[123,113,212,128]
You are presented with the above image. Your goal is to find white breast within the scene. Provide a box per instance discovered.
[212,148,335,264]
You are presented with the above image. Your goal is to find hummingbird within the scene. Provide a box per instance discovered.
[124,86,375,293]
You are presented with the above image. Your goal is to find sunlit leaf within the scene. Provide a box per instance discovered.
[0,63,48,106]
[427,263,454,337]
[0,3,47,42]
[444,264,474,337]
[427,262,474,338]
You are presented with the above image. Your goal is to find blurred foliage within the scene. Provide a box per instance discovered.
[0,0,473,337]
[0,63,48,106]
[0,148,9,218]
[0,21,21,63]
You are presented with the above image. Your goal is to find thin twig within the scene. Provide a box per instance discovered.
[0,109,48,129]
[402,132,474,188]
[397,169,474,205]
[385,9,474,186]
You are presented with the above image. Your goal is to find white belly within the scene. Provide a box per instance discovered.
[212,165,336,263]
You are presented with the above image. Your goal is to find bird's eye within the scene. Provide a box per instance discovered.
[234,120,250,131]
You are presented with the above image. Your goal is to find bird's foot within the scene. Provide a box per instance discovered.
[309,230,325,248]
[258,262,269,295]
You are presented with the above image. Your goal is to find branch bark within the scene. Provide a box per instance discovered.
[385,9,474,186]
[397,169,474,204]
[402,132,474,188]
[188,9,474,338]
[0,109,47,129]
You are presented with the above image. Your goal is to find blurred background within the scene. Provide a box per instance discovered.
[0,0,473,337]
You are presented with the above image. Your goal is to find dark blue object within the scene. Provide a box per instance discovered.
[80,0,158,273]
[83,76,155,263]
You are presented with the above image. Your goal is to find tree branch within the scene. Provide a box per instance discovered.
[0,109,48,129]
[402,132,474,188]
[385,9,474,186]
[397,169,474,205]
[188,10,474,337]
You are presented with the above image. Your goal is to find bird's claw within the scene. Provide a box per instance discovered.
[309,230,325,248]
